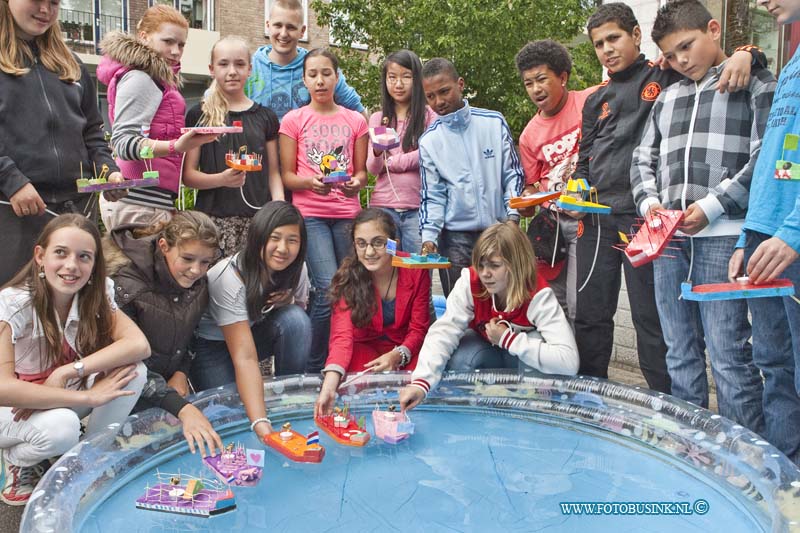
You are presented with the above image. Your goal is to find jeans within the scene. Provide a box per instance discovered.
[379,207,421,254]
[189,304,311,390]
[304,217,353,373]
[445,330,541,374]
[574,214,670,393]
[437,229,482,297]
[654,236,764,434]
[744,230,800,463]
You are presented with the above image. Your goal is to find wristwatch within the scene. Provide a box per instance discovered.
[394,345,411,368]
[73,361,85,379]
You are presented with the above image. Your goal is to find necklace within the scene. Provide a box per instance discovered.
[383,267,396,301]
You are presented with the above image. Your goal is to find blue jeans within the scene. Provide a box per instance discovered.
[379,207,421,254]
[437,229,482,297]
[304,217,353,372]
[653,236,764,434]
[445,330,540,374]
[744,230,800,463]
[189,304,311,390]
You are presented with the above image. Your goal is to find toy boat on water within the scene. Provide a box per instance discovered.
[681,278,794,301]
[509,190,561,209]
[135,471,235,517]
[315,406,370,447]
[263,423,325,463]
[203,442,263,487]
[372,406,414,444]
[618,209,684,267]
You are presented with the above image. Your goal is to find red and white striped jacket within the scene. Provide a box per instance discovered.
[410,268,578,396]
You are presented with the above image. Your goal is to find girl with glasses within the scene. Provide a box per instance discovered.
[314,208,431,417]
[366,50,436,254]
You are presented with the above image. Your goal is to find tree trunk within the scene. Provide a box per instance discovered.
[725,0,753,54]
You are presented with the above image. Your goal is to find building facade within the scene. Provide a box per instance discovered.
[59,0,347,126]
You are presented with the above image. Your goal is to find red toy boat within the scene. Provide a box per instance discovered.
[263,423,325,463]
[620,210,684,267]
[315,408,370,447]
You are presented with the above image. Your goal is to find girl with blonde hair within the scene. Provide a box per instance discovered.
[0,0,123,284]
[399,222,579,411]
[184,36,284,256]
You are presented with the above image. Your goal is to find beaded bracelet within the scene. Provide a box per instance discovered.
[250,417,272,432]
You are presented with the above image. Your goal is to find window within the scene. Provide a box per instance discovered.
[264,0,309,42]
[149,0,213,29]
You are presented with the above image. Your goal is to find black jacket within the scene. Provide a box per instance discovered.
[575,50,767,214]
[106,226,209,417]
[0,46,118,204]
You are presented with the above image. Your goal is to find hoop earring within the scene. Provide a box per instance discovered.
[38,266,45,279]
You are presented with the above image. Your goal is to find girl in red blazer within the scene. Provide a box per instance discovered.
[314,208,431,416]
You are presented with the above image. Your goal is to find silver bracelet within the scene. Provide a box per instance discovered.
[394,345,412,368]
[250,417,271,432]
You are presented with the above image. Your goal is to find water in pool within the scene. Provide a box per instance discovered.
[79,408,760,532]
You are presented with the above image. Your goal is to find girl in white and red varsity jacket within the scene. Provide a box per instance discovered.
[399,222,578,411]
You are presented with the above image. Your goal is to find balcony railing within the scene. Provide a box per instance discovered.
[58,8,135,55]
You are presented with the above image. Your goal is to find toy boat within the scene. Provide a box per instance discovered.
[225,150,262,172]
[263,423,325,463]
[76,175,160,193]
[681,278,794,301]
[392,253,451,269]
[315,406,371,447]
[372,406,414,444]
[322,170,351,184]
[555,178,612,214]
[203,443,263,487]
[369,126,400,151]
[181,121,243,134]
[509,190,561,209]
[619,210,684,267]
[135,471,236,517]
[555,194,612,214]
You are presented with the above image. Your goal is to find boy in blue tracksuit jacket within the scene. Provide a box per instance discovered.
[418,58,524,296]
[728,0,800,465]
[244,0,365,121]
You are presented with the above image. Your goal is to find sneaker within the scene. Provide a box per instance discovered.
[1,453,47,506]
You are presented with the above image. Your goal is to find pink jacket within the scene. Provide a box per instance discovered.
[97,32,184,193]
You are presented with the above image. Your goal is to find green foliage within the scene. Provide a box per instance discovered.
[312,0,600,138]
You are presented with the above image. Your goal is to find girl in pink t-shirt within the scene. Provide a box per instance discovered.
[366,50,435,253]
[279,48,368,371]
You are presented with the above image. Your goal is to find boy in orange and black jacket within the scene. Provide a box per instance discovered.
[572,2,766,393]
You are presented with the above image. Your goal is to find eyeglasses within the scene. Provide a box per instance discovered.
[354,237,388,251]
[386,75,414,86]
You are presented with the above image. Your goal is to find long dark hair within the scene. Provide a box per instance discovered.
[329,209,397,328]
[3,214,113,370]
[238,201,307,319]
[380,50,427,152]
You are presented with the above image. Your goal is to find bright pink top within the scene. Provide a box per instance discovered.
[279,105,368,219]
[519,87,597,193]
[366,107,436,209]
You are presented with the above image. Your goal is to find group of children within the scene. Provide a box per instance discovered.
[0,0,799,510]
